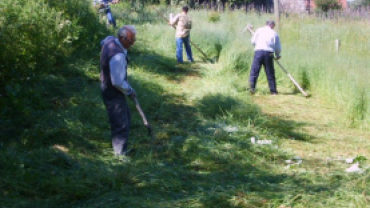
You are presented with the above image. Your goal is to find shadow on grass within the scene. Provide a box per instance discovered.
[130,50,203,84]
[198,93,315,142]
[258,114,315,142]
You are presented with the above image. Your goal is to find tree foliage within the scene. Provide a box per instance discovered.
[349,0,370,7]
[0,0,108,138]
[314,0,342,12]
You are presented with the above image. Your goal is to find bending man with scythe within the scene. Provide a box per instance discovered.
[168,6,194,64]
[249,20,282,95]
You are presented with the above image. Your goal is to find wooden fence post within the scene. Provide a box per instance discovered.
[335,39,340,53]
[274,0,280,32]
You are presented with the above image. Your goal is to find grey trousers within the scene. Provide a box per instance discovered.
[102,92,131,156]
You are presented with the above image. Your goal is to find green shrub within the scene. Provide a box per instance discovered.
[348,90,368,126]
[1,0,76,84]
[0,0,105,86]
[208,11,220,22]
[0,0,107,141]
[314,0,342,12]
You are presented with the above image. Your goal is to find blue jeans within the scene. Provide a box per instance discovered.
[105,7,116,27]
[176,35,194,63]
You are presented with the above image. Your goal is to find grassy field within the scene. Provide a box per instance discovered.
[1,2,370,208]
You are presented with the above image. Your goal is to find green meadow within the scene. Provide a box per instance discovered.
[1,1,369,207]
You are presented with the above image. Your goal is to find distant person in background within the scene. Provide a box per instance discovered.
[249,20,281,95]
[93,0,119,28]
[168,6,194,64]
[100,25,137,161]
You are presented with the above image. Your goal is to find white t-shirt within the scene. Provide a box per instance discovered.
[251,26,282,57]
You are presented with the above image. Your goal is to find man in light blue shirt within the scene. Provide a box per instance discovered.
[249,20,281,95]
[100,25,137,160]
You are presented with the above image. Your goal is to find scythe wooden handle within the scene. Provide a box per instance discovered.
[274,60,309,97]
[134,97,149,125]
[134,97,154,138]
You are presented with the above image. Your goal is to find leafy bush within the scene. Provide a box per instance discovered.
[208,11,220,22]
[1,0,79,76]
[0,0,107,141]
[314,0,342,12]
[0,0,105,88]
[348,0,370,8]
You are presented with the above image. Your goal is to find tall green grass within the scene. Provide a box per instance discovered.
[188,10,370,128]
[277,14,370,128]
[137,8,370,129]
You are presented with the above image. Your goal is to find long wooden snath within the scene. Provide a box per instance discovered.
[152,6,212,62]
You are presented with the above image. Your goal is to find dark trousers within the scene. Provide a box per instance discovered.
[99,6,116,27]
[249,50,277,93]
[105,7,116,27]
[102,91,131,156]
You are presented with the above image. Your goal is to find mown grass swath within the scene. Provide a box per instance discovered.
[1,1,369,208]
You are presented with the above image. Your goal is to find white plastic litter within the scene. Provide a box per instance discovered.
[285,156,303,166]
[292,156,302,164]
[223,125,238,133]
[346,163,363,173]
[257,140,272,144]
[326,156,355,164]
[345,158,354,164]
[250,137,272,145]
[251,137,256,144]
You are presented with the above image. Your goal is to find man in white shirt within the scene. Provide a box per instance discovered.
[249,20,281,95]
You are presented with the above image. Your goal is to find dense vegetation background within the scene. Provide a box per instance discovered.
[1,0,369,207]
